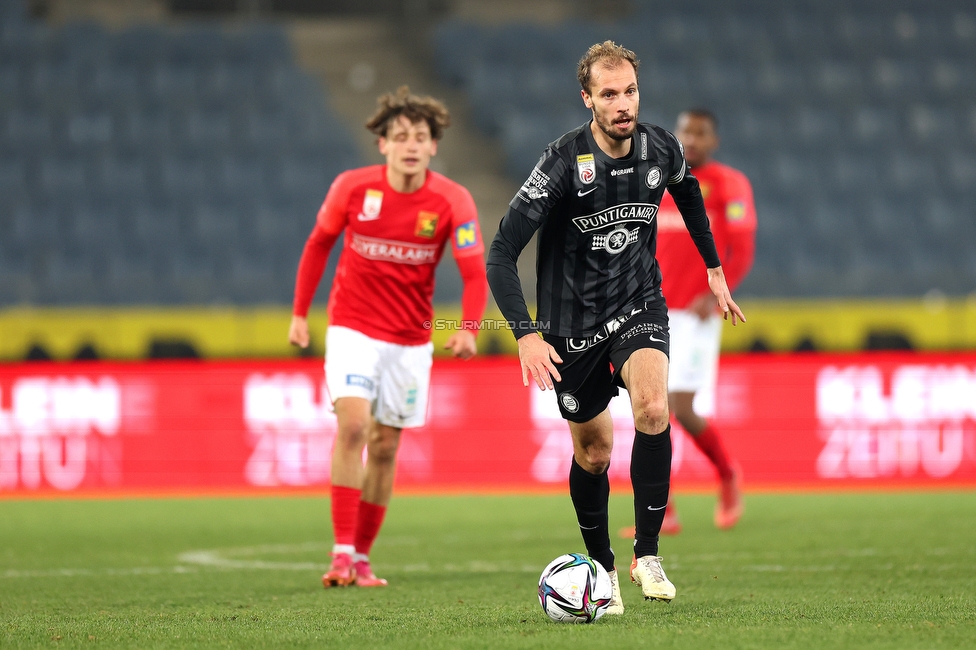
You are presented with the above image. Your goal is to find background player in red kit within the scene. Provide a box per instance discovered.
[655,109,757,533]
[289,86,489,587]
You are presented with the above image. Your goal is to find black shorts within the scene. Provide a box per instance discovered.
[543,300,670,423]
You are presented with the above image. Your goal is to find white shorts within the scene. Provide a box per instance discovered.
[667,309,722,416]
[324,325,434,429]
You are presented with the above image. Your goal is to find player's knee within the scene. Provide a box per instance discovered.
[633,395,669,433]
[367,428,401,463]
[579,443,612,474]
[335,417,370,449]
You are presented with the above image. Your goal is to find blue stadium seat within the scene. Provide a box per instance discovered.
[216,155,268,199]
[36,155,89,198]
[3,107,53,150]
[158,154,211,198]
[182,107,234,151]
[227,255,280,304]
[117,109,173,150]
[943,151,976,196]
[847,105,899,144]
[0,153,26,194]
[105,252,167,304]
[87,62,142,107]
[40,252,100,304]
[129,200,182,251]
[66,109,114,147]
[109,25,166,67]
[189,200,241,251]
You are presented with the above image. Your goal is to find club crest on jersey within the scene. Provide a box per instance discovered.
[645,166,662,189]
[591,226,640,255]
[358,189,383,221]
[415,211,439,238]
[577,153,596,185]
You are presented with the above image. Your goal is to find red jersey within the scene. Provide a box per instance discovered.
[656,160,757,310]
[293,165,488,346]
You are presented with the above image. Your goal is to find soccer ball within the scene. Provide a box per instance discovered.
[538,553,613,623]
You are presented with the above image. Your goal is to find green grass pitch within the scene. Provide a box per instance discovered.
[1,490,974,649]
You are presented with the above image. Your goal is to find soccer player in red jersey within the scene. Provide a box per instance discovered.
[289,87,489,587]
[655,109,757,533]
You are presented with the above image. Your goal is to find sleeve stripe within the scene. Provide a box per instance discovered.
[668,160,686,184]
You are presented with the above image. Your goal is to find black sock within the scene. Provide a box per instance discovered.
[569,457,615,573]
[631,426,672,558]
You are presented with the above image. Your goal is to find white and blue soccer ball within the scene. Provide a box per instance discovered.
[538,553,613,623]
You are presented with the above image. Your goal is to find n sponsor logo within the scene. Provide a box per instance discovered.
[727,201,746,222]
[454,221,479,249]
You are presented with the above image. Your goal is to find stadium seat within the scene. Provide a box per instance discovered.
[0,153,26,194]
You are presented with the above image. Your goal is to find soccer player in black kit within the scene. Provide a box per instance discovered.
[487,41,746,614]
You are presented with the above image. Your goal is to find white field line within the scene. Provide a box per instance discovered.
[3,545,968,579]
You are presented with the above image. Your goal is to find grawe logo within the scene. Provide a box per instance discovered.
[815,365,976,479]
[0,377,121,490]
[243,374,337,487]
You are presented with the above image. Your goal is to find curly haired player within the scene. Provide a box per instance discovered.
[290,87,488,587]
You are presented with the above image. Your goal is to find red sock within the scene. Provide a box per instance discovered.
[354,500,388,557]
[331,485,361,547]
[692,423,735,481]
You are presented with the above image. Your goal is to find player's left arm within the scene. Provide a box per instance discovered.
[446,187,489,360]
[665,131,746,325]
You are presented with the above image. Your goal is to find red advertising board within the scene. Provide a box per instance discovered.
[2,354,975,496]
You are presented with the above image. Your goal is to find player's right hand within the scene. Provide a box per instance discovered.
[517,333,562,390]
[288,316,310,348]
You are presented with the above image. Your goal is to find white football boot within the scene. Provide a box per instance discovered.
[630,555,676,602]
[605,569,624,615]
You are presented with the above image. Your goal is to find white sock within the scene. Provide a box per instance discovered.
[353,553,369,563]
[332,544,355,556]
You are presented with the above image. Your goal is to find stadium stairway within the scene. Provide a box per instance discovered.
[287,16,519,302]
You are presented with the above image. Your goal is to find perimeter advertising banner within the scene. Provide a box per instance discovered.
[1,354,975,495]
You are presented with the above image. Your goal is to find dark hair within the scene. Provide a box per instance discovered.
[365,86,451,140]
[679,108,719,131]
[577,40,639,94]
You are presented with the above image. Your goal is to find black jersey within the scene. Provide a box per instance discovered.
[487,120,721,340]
